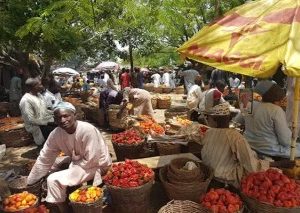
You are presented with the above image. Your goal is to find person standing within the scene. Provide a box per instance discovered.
[162,70,170,87]
[9,73,22,116]
[19,77,54,146]
[179,64,199,93]
[169,69,176,89]
[151,72,161,88]
[120,69,131,89]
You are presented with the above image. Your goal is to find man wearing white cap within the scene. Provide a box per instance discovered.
[27,102,112,212]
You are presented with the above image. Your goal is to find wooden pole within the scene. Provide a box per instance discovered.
[291,78,300,160]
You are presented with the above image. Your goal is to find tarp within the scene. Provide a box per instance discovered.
[178,0,300,78]
[52,68,79,76]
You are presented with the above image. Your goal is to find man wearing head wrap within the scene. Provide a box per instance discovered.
[235,80,298,158]
[118,87,155,119]
[162,69,170,87]
[27,102,112,212]
[201,103,292,189]
[19,77,54,145]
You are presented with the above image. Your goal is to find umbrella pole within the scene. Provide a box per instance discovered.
[291,78,300,160]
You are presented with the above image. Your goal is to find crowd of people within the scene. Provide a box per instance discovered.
[2,61,299,212]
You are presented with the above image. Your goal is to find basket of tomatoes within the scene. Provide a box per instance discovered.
[241,169,300,213]
[69,186,103,213]
[2,191,38,212]
[111,129,145,161]
[103,160,154,213]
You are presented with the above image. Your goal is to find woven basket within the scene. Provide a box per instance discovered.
[169,158,204,181]
[8,176,42,198]
[1,197,39,213]
[144,84,154,92]
[156,143,181,156]
[163,87,173,94]
[175,86,185,94]
[112,140,145,161]
[0,125,33,148]
[158,200,205,213]
[108,105,127,130]
[153,87,163,93]
[241,193,300,213]
[164,107,189,120]
[151,97,158,109]
[159,165,213,202]
[0,102,10,118]
[69,186,103,213]
[157,97,171,109]
[107,180,154,213]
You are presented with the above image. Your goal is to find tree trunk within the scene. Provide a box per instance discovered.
[129,42,134,72]
[42,57,53,78]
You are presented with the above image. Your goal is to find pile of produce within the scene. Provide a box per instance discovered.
[23,205,49,213]
[2,191,37,212]
[241,169,300,207]
[201,188,243,213]
[175,117,192,126]
[63,97,82,106]
[69,186,103,203]
[103,159,154,188]
[0,117,23,131]
[138,115,164,135]
[112,129,144,145]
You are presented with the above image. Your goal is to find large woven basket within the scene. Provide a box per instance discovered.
[175,86,185,94]
[1,197,39,213]
[8,176,43,198]
[153,87,163,93]
[164,107,189,120]
[69,186,103,213]
[163,87,173,94]
[107,180,154,213]
[158,200,205,213]
[156,143,181,156]
[157,97,171,109]
[0,125,33,148]
[108,105,127,130]
[151,97,158,109]
[241,193,300,213]
[144,84,154,92]
[159,164,213,202]
[168,158,203,181]
[112,140,145,161]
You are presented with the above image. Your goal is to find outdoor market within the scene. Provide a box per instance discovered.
[1,0,300,212]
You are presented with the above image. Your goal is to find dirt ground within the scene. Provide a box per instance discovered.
[0,93,187,212]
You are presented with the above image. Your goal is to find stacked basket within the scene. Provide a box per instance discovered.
[175,86,185,94]
[158,200,207,213]
[157,96,171,109]
[159,158,213,202]
[144,83,154,92]
[108,104,127,130]
[164,107,189,120]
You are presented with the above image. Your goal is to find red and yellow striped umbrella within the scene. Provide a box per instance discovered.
[178,0,300,78]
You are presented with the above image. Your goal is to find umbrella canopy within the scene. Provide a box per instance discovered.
[178,0,300,78]
[95,61,119,71]
[52,68,79,76]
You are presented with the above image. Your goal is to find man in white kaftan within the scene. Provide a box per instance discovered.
[162,71,170,87]
[151,73,161,88]
[27,102,111,212]
[19,78,54,145]
[179,68,199,93]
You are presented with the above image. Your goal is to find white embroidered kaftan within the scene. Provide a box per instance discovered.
[19,93,54,145]
[27,121,112,203]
